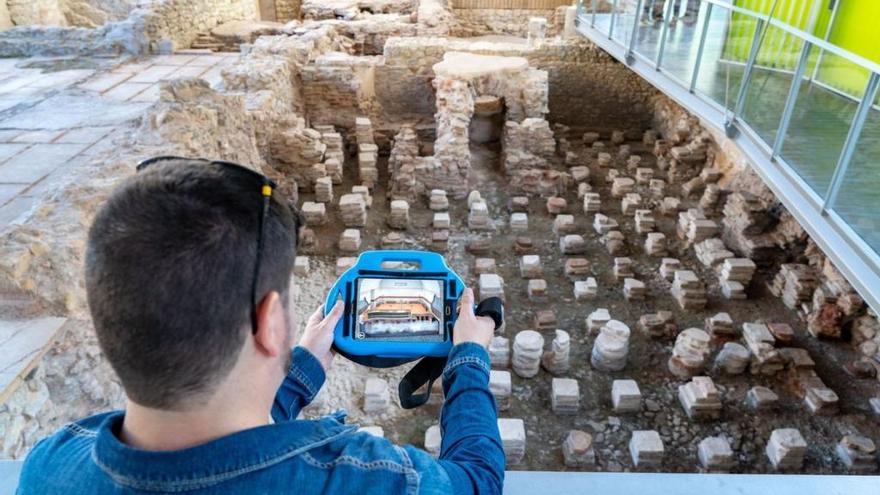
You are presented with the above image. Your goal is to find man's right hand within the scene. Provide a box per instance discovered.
[452,288,495,348]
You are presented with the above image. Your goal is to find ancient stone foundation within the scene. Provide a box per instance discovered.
[0,0,878,476]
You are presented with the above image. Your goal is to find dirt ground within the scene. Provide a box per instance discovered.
[290,137,880,473]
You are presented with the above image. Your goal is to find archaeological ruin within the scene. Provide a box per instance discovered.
[1,0,879,484]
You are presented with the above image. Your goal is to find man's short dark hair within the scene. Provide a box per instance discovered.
[85,159,297,410]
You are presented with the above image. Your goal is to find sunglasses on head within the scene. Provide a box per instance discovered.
[136,155,285,334]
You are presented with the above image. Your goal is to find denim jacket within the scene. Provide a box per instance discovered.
[17,343,505,494]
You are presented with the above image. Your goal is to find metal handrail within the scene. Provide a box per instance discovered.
[579,0,880,79]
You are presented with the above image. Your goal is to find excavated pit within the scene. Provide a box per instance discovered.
[1,0,878,476]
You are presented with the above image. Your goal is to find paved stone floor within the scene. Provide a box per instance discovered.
[0,50,240,405]
[0,52,240,231]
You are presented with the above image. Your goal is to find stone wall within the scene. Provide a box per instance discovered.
[62,0,140,28]
[0,0,259,57]
[0,16,150,57]
[301,0,415,20]
[0,1,12,29]
[452,8,560,37]
[300,52,381,129]
[274,0,301,21]
[376,36,656,133]
[142,0,258,50]
[6,0,68,26]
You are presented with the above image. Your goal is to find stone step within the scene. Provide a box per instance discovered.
[0,317,67,405]
[190,43,224,51]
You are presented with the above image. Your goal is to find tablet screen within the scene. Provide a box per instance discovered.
[354,278,445,341]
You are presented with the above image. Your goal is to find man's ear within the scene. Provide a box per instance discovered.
[253,291,286,358]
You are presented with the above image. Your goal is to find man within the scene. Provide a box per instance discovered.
[17,158,505,494]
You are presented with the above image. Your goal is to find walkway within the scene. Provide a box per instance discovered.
[0,52,239,230]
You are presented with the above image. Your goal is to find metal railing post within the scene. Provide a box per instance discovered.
[626,0,646,64]
[689,2,713,93]
[809,0,840,84]
[822,72,880,212]
[591,0,598,28]
[610,0,619,39]
[655,0,677,69]
[771,41,812,159]
[725,17,765,136]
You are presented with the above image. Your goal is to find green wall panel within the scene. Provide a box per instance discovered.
[721,0,877,96]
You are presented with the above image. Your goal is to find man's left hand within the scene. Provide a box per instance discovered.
[299,301,343,371]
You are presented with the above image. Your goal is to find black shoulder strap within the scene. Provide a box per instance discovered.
[398,357,447,409]
[397,297,504,409]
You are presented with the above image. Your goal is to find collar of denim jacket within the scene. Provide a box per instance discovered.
[91,411,356,491]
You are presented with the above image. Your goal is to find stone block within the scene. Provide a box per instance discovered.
[512,330,543,378]
[338,229,361,252]
[591,320,630,372]
[678,376,722,420]
[489,370,512,411]
[574,278,598,301]
[293,256,310,277]
[835,435,877,472]
[433,212,451,229]
[475,258,496,275]
[630,430,664,468]
[520,255,542,278]
[479,273,505,301]
[766,428,806,471]
[563,430,595,467]
[510,212,528,231]
[612,379,642,413]
[489,336,510,368]
[559,234,586,255]
[363,377,390,413]
[424,425,442,458]
[698,436,735,471]
[527,279,548,302]
[498,418,526,465]
[301,201,327,226]
[564,258,591,277]
[552,214,576,235]
[388,200,409,229]
[551,378,580,415]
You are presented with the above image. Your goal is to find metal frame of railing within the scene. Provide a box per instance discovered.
[574,0,880,311]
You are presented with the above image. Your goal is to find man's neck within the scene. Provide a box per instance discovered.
[120,399,271,451]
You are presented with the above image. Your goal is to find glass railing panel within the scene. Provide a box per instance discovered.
[779,56,867,197]
[830,85,880,252]
[629,0,671,63]
[689,3,747,111]
[657,0,709,86]
[592,0,614,36]
[610,0,637,45]
[739,24,806,148]
[812,51,873,100]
